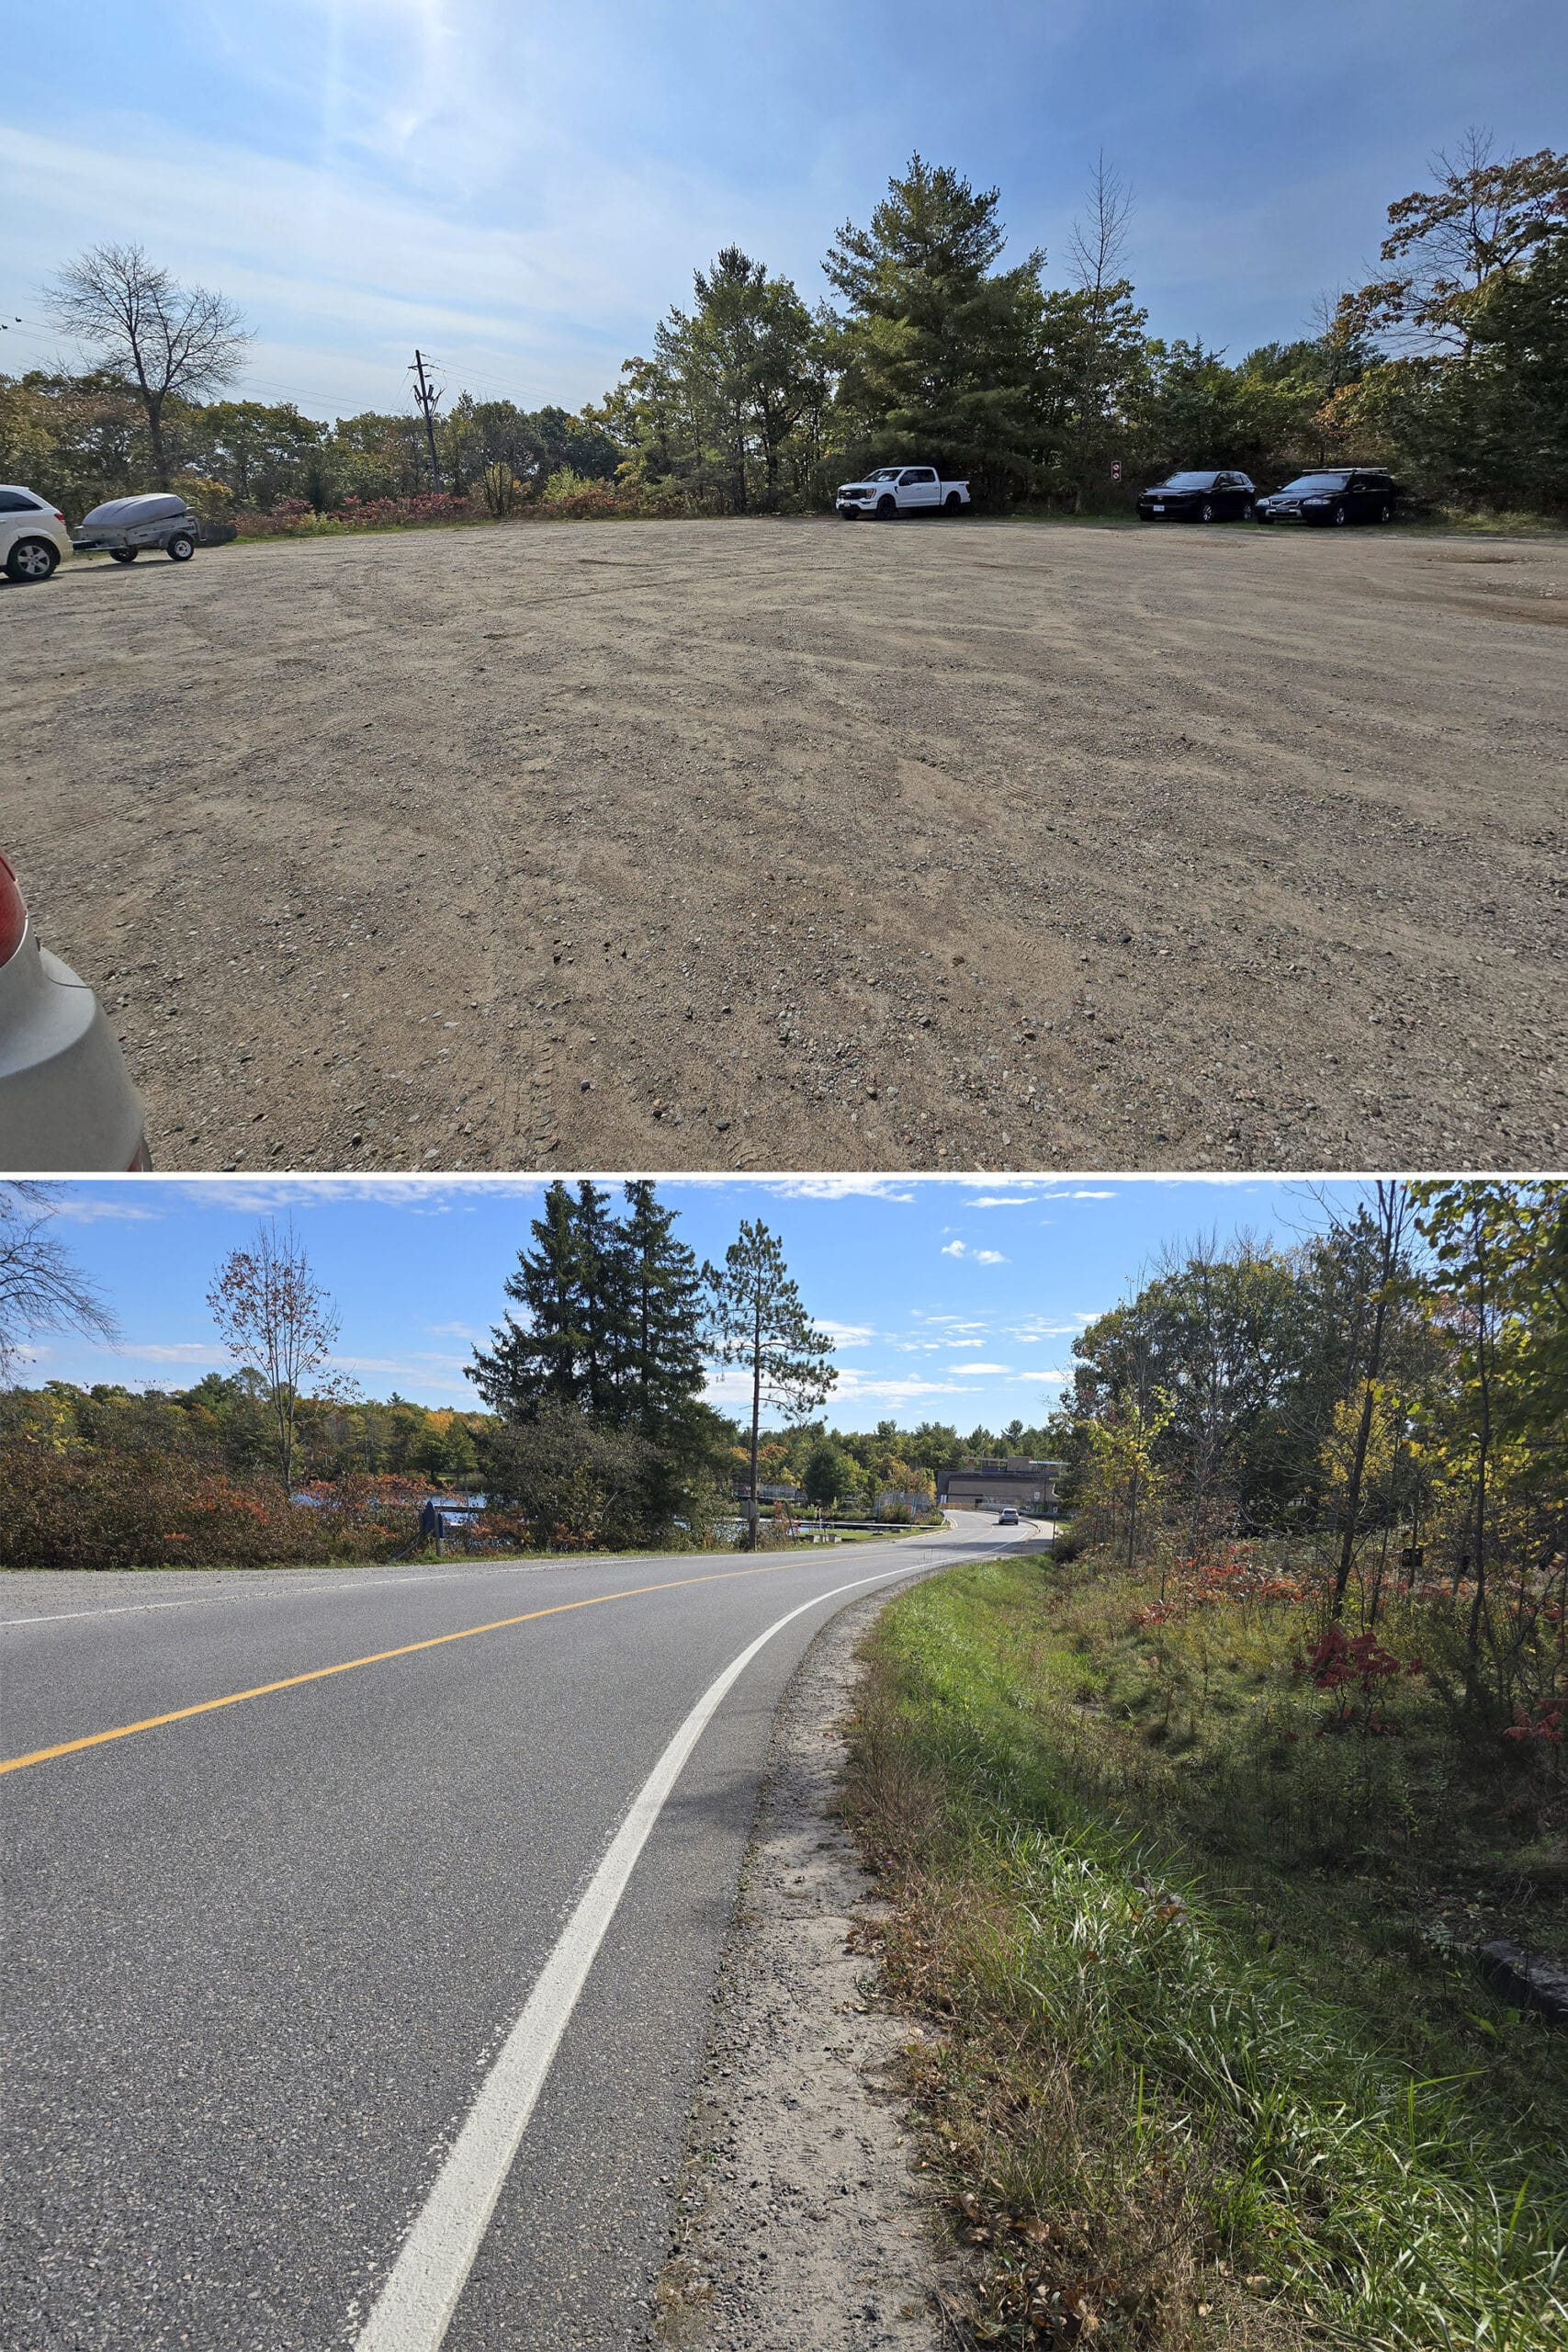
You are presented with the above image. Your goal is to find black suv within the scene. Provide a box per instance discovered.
[1256,469,1398,526]
[1136,469,1257,523]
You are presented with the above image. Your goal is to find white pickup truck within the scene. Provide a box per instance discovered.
[836,465,971,519]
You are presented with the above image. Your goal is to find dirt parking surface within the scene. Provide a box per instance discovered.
[6,516,1563,1171]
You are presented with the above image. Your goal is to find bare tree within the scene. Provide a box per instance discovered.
[207,1219,339,1490]
[1062,153,1136,508]
[1066,151,1134,314]
[0,1183,119,1386]
[47,242,252,487]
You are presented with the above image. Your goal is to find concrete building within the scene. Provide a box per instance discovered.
[937,1457,1064,1515]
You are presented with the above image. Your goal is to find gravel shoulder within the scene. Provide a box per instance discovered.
[655,1577,948,2352]
[6,514,1564,1173]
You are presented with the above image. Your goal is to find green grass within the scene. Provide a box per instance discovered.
[846,1556,1568,2349]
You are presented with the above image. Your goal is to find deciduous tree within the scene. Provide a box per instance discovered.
[48,243,251,488]
[0,1183,118,1387]
[206,1219,339,1490]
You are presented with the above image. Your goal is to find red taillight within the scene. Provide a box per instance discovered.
[53,510,66,524]
[0,853,26,967]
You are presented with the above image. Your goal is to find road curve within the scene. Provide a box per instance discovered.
[1,1517,1031,2350]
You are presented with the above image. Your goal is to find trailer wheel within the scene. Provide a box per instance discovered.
[110,548,138,563]
[166,533,195,562]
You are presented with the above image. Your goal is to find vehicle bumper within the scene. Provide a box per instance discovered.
[0,930,148,1170]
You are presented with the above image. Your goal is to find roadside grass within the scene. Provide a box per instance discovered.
[844,1555,1568,2349]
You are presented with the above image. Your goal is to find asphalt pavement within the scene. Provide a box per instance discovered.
[0,1517,1036,2350]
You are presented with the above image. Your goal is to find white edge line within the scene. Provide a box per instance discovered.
[354,1555,931,2352]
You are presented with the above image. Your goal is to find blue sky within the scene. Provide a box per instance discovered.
[4,1,1564,418]
[18,1173,1373,1428]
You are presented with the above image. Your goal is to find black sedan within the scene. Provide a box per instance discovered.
[1136,469,1256,522]
[1256,468,1398,526]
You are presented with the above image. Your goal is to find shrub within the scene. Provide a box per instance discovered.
[0,1442,418,1568]
[235,491,479,537]
[481,1408,676,1550]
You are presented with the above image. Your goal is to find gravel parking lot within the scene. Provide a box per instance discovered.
[6,514,1563,1170]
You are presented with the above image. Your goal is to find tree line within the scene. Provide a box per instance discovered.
[5,132,1563,525]
[0,1176,1046,1565]
[1060,1180,1566,1723]
[1,1182,914,1562]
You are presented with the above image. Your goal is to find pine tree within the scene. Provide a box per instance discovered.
[469,1180,708,1436]
[572,1179,629,1420]
[468,1181,591,1418]
[705,1220,837,1548]
[825,154,1043,496]
[620,1180,706,1438]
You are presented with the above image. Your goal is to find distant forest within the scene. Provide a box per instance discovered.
[4,134,1564,525]
[0,1373,1052,1495]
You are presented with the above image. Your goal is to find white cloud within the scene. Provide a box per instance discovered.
[967,1195,1033,1208]
[819,1371,985,1407]
[951,1363,1013,1375]
[756,1176,916,1202]
[940,1242,1008,1266]
[817,1320,876,1348]
[82,1339,222,1366]
[28,1193,163,1224]
[331,1350,470,1378]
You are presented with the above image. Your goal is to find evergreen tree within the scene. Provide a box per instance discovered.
[824,154,1042,496]
[619,1180,706,1438]
[705,1221,837,1548]
[572,1179,629,1420]
[468,1180,708,1439]
[468,1181,592,1419]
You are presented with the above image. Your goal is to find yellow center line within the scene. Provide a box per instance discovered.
[0,1561,804,1778]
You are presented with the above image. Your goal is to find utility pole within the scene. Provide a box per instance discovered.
[409,349,444,491]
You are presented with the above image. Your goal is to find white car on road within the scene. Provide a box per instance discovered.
[0,852,150,1168]
[0,485,72,583]
[837,465,971,519]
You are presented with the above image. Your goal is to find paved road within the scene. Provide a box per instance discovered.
[1,1518,1035,2350]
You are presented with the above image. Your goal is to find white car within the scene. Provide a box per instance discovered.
[837,465,972,518]
[0,485,73,583]
[0,852,150,1169]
